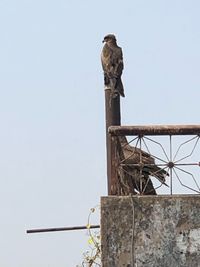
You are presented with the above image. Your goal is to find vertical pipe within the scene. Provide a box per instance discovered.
[105,89,121,195]
[105,89,112,195]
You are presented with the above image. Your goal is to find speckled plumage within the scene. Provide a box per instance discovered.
[101,34,125,97]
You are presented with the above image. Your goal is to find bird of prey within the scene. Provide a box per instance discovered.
[117,136,169,195]
[101,34,125,97]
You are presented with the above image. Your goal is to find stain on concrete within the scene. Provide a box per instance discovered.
[101,195,200,267]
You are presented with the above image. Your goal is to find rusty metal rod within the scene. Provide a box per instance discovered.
[109,125,200,136]
[26,224,100,234]
[120,162,200,167]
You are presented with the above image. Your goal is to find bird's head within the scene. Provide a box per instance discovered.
[102,34,117,43]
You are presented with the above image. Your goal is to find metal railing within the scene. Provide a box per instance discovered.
[108,125,200,195]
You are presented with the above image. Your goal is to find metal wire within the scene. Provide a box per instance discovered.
[174,136,199,163]
[170,135,173,195]
[173,167,200,194]
[144,136,170,162]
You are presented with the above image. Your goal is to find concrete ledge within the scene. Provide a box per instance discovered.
[101,195,200,267]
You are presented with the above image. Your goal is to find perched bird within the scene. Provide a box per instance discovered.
[101,34,125,97]
[118,136,169,195]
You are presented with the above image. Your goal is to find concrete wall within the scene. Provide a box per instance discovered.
[101,195,200,267]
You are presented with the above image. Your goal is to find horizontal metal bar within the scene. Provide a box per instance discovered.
[120,163,200,167]
[26,224,100,234]
[109,125,200,136]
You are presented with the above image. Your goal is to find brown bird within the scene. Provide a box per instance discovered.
[101,34,125,97]
[118,136,169,195]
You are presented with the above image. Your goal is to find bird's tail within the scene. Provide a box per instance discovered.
[109,77,125,97]
[116,77,125,97]
[145,165,169,186]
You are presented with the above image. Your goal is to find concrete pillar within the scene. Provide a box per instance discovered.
[101,195,200,267]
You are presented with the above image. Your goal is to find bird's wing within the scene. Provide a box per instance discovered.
[122,145,154,165]
[101,44,113,74]
[112,46,123,77]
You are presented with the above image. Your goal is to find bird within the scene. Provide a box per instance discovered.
[117,136,169,195]
[101,34,125,97]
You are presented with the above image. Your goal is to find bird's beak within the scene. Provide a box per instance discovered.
[102,39,105,43]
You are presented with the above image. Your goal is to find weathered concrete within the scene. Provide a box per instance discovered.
[101,195,200,267]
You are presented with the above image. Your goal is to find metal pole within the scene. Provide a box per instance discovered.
[105,89,121,195]
[27,224,100,234]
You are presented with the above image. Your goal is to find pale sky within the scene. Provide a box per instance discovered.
[0,1,200,266]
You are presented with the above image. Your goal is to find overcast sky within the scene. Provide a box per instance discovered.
[1,0,200,266]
